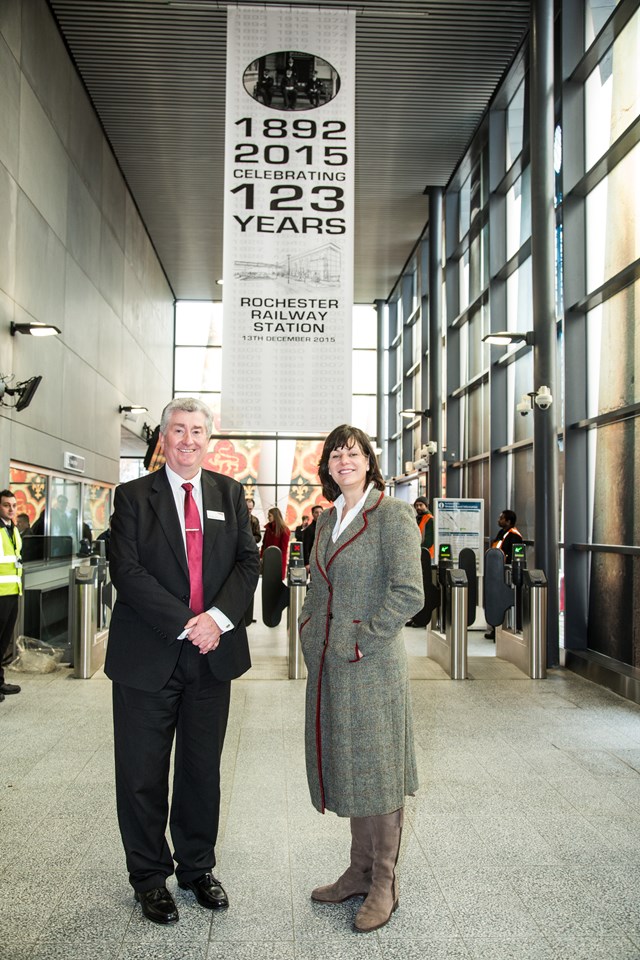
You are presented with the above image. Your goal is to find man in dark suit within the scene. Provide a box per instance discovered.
[106,398,259,925]
[302,504,324,567]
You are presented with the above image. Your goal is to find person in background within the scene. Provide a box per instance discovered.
[260,507,290,581]
[0,490,22,701]
[298,425,423,933]
[413,497,434,559]
[485,509,524,639]
[244,499,260,626]
[302,504,324,567]
[16,513,31,536]
[295,515,310,541]
[406,497,435,628]
[490,509,523,564]
[246,498,261,544]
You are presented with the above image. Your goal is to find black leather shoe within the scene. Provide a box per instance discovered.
[135,886,179,924]
[0,683,21,695]
[484,630,496,640]
[179,873,229,910]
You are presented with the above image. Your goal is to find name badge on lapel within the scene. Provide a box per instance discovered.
[207,510,225,521]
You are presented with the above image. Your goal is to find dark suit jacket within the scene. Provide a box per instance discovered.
[105,467,260,692]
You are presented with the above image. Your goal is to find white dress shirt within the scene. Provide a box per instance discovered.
[331,483,375,542]
[164,464,233,636]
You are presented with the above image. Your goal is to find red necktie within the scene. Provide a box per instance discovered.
[182,482,204,615]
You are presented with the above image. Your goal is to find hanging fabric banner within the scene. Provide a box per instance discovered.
[222,6,355,432]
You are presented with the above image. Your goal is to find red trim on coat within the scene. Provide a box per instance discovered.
[315,643,328,813]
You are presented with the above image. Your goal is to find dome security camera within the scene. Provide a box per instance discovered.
[516,394,531,417]
[534,385,553,410]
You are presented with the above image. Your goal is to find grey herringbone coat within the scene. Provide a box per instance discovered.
[298,488,424,817]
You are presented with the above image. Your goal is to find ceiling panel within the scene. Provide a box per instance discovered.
[48,0,530,303]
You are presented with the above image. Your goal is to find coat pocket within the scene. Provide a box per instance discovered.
[348,642,364,663]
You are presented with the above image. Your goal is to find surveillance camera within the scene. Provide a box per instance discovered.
[516,395,530,417]
[534,385,553,410]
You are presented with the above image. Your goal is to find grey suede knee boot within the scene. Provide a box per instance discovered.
[353,807,403,932]
[311,816,372,903]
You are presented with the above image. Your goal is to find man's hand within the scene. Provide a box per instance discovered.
[184,612,223,654]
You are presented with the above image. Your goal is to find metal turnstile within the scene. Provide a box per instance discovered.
[69,558,109,678]
[427,568,468,679]
[287,540,307,679]
[287,580,307,679]
[523,569,547,679]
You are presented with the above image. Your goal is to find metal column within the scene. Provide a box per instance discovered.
[530,0,560,665]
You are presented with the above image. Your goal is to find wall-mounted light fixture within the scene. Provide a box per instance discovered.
[10,321,61,337]
[482,330,534,346]
[119,404,148,414]
[400,408,430,419]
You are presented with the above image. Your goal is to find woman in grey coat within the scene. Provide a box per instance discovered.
[298,424,424,932]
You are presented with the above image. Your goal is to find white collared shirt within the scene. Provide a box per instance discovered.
[164,464,233,636]
[331,483,375,542]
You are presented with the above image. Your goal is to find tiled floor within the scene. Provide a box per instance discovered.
[2,603,640,960]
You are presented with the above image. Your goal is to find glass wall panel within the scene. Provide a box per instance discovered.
[508,351,535,445]
[467,304,486,380]
[8,468,48,534]
[458,251,470,312]
[83,484,111,541]
[510,446,534,541]
[586,141,640,291]
[352,395,376,436]
[585,0,621,47]
[175,301,223,346]
[467,383,488,458]
[460,176,471,239]
[506,169,531,260]
[352,349,376,393]
[50,477,81,555]
[586,11,640,170]
[586,278,640,419]
[353,304,377,348]
[174,347,222,393]
[506,79,525,168]
[506,258,533,336]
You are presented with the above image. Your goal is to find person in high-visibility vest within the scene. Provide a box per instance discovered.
[406,497,434,628]
[486,509,524,639]
[490,509,523,564]
[413,497,434,559]
[0,489,23,701]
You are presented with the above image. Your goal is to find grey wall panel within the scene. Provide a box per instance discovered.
[1,0,174,485]
[0,33,20,179]
[20,0,71,146]
[19,79,68,243]
[0,164,18,300]
[15,191,66,329]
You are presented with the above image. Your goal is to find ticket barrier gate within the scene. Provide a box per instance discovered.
[485,548,547,678]
[69,554,110,678]
[287,540,307,680]
[427,566,469,679]
[261,545,288,628]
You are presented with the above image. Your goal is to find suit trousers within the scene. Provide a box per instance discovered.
[112,639,231,892]
[0,594,19,684]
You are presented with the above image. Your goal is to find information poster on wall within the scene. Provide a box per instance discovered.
[221,6,355,432]
[434,498,485,568]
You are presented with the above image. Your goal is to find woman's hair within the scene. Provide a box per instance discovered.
[318,424,385,502]
[268,506,287,537]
